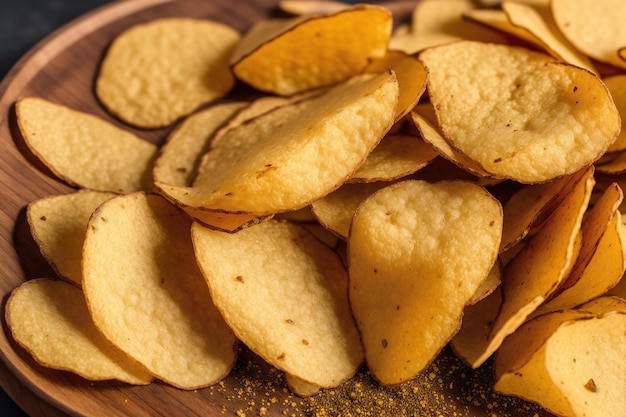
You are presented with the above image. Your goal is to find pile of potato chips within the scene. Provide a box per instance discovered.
[7,0,626,415]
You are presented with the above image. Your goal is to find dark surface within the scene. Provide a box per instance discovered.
[0,1,113,415]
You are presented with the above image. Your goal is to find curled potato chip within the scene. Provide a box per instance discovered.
[419,41,620,183]
[16,97,157,193]
[495,306,626,417]
[230,5,392,95]
[153,102,248,187]
[27,190,115,286]
[82,192,237,389]
[6,278,152,385]
[536,183,625,314]
[192,220,363,389]
[389,0,506,54]
[551,0,626,70]
[601,75,626,153]
[348,179,502,385]
[467,168,594,368]
[156,72,399,226]
[96,18,240,128]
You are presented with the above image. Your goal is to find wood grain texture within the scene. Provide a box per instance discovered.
[0,1,553,416]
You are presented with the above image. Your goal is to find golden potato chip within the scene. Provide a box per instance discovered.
[230,5,392,95]
[462,7,539,46]
[579,295,626,314]
[410,104,492,178]
[466,167,594,368]
[536,182,625,314]
[501,1,596,73]
[96,18,240,128]
[364,50,428,121]
[156,72,399,226]
[82,192,237,389]
[551,0,626,70]
[388,0,507,54]
[153,102,248,187]
[348,179,502,385]
[6,278,152,385]
[499,174,579,252]
[191,220,363,389]
[311,181,390,240]
[493,309,594,417]
[27,190,115,286]
[16,97,157,193]
[285,373,321,397]
[495,307,626,417]
[348,134,437,183]
[279,0,349,16]
[600,75,626,153]
[469,260,502,305]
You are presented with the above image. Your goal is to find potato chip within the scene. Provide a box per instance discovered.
[536,182,625,314]
[495,307,626,417]
[551,0,626,70]
[6,278,152,385]
[230,5,392,95]
[388,0,507,54]
[311,181,390,240]
[191,220,363,388]
[27,190,115,286]
[465,167,594,368]
[96,18,240,128]
[348,179,502,385]
[279,0,349,16]
[82,192,237,389]
[156,72,399,228]
[462,7,539,46]
[419,41,620,183]
[411,104,492,178]
[348,134,437,183]
[285,373,321,397]
[364,50,428,121]
[16,97,157,193]
[501,1,596,73]
[600,75,626,153]
[153,102,248,187]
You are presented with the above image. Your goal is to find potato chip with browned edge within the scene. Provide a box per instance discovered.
[419,41,620,183]
[155,72,399,229]
[535,182,625,314]
[348,179,502,385]
[551,0,626,70]
[192,220,363,389]
[82,192,237,389]
[27,190,116,286]
[6,278,153,385]
[460,167,593,368]
[153,102,248,187]
[96,18,240,128]
[230,4,392,95]
[16,97,157,193]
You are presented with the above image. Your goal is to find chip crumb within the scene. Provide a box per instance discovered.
[584,378,597,392]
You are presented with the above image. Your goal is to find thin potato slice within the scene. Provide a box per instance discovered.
[389,0,506,54]
[364,50,428,121]
[348,180,502,385]
[495,307,626,417]
[462,8,541,46]
[348,134,438,183]
[6,279,153,385]
[601,75,626,153]
[82,193,237,389]
[501,1,596,73]
[96,18,240,128]
[27,190,116,286]
[419,41,620,183]
[191,220,363,389]
[230,5,392,95]
[467,167,594,368]
[153,102,248,187]
[551,0,626,70]
[311,182,390,240]
[536,183,625,314]
[156,72,399,223]
[16,97,157,193]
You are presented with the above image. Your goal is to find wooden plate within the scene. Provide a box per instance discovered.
[0,0,553,415]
